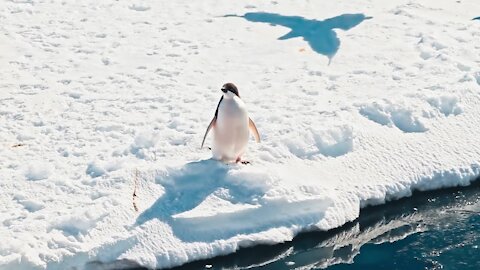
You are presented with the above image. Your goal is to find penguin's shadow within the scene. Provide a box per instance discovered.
[135,159,264,241]
[225,12,371,60]
[135,159,332,243]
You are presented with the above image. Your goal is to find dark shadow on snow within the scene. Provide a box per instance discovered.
[225,12,371,60]
[473,17,480,20]
[135,159,330,243]
[135,159,292,242]
[135,159,230,225]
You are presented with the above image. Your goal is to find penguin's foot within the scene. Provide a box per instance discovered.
[235,157,250,165]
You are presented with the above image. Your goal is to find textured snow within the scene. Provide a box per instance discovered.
[1,0,480,269]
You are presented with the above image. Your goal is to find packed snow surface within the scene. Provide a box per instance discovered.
[1,0,480,269]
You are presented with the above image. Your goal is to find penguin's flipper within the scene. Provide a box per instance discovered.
[201,116,216,148]
[248,118,261,143]
[201,97,224,149]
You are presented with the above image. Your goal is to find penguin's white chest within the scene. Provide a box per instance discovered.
[213,96,250,161]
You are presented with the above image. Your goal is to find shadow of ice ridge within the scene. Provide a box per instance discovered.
[225,12,371,60]
[136,159,332,242]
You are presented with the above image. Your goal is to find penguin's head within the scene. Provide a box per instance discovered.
[221,83,240,97]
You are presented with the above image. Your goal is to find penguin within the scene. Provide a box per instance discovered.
[201,83,260,163]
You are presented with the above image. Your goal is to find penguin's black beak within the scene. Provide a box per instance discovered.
[221,87,227,93]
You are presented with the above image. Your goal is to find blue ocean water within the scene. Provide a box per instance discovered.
[168,180,480,270]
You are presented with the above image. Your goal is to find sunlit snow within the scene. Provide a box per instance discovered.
[1,0,480,269]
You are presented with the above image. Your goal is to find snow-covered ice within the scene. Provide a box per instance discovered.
[1,0,480,269]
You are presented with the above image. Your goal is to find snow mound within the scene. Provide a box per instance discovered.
[426,95,463,116]
[358,100,428,133]
[24,163,52,181]
[284,125,354,159]
[86,162,106,178]
[128,4,151,12]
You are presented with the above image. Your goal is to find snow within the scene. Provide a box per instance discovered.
[1,0,480,269]
[24,162,53,181]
